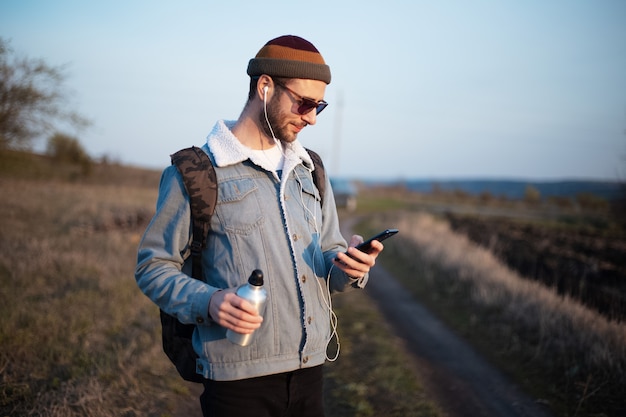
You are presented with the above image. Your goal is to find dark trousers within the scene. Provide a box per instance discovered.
[200,365,325,417]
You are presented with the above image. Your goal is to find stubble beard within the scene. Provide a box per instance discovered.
[259,96,298,144]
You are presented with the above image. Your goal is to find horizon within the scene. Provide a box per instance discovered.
[19,147,626,185]
[17,146,626,185]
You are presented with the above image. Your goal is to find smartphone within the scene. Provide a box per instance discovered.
[352,228,399,254]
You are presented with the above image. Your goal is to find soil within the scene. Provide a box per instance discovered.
[444,213,626,321]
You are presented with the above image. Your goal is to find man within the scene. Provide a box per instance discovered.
[135,35,384,417]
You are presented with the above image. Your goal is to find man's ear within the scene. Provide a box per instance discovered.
[257,74,273,101]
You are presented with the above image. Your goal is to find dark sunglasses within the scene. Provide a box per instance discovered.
[273,80,328,115]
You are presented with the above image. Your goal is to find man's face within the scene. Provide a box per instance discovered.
[260,79,327,143]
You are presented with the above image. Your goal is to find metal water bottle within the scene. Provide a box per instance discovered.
[226,269,268,346]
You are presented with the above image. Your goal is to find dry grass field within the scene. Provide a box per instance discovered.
[3,151,624,416]
[357,205,626,417]
[0,153,442,417]
[0,175,202,416]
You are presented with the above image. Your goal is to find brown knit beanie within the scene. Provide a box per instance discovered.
[247,35,331,84]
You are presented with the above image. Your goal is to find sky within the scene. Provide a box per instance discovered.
[2,0,625,181]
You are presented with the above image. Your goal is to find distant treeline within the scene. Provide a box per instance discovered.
[362,179,624,201]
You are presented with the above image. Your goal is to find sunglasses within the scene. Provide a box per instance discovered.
[273,80,328,115]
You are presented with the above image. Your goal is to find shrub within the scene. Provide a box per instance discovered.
[46,132,92,175]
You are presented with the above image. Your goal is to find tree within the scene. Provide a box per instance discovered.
[46,132,89,162]
[46,132,92,175]
[0,38,89,149]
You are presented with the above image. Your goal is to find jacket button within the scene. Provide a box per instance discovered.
[303,356,309,364]
[301,275,307,283]
[307,316,312,324]
[293,234,299,241]
[196,316,205,324]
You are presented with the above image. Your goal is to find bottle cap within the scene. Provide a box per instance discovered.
[248,269,264,286]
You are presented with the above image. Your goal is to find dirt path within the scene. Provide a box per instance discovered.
[343,220,554,417]
[366,264,553,417]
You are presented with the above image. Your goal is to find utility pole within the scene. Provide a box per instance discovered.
[331,91,344,177]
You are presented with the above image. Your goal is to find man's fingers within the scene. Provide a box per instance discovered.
[218,292,263,332]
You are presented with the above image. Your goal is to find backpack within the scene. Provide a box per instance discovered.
[160,145,326,382]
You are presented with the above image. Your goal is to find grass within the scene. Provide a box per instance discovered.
[0,153,443,416]
[324,289,442,417]
[0,176,198,416]
[10,150,623,416]
[359,209,626,417]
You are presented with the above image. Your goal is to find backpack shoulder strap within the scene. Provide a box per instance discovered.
[170,146,218,280]
[305,148,326,207]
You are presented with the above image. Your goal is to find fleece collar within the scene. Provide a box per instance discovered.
[206,120,314,175]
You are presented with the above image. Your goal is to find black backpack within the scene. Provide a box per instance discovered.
[160,146,326,382]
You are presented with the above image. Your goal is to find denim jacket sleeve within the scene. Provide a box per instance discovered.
[135,165,218,326]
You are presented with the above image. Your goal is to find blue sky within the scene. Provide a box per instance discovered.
[2,0,625,181]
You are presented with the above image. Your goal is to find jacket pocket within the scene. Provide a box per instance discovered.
[215,178,264,234]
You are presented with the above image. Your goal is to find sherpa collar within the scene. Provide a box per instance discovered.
[206,120,314,174]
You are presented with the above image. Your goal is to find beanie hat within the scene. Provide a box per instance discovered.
[247,35,331,84]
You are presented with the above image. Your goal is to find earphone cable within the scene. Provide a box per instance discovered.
[265,86,339,361]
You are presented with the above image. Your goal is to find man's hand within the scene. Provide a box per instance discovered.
[208,288,263,334]
[333,234,383,279]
